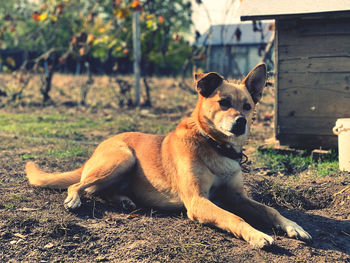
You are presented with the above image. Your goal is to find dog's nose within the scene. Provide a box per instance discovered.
[230,116,247,136]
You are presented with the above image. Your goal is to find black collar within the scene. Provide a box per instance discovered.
[202,134,247,163]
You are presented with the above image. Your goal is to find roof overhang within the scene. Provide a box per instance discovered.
[241,10,350,21]
[239,0,350,21]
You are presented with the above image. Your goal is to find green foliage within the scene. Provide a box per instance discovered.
[0,0,193,73]
[0,111,176,144]
[20,147,88,160]
[256,148,339,176]
[4,203,16,210]
[46,147,88,159]
[10,194,28,200]
[1,0,84,53]
[257,148,311,174]
[21,153,37,160]
[116,117,139,133]
[0,113,98,140]
[311,159,339,177]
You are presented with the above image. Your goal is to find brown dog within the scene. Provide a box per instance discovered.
[26,64,311,248]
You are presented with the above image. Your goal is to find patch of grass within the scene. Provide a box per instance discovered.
[312,161,339,177]
[4,203,16,210]
[11,194,21,199]
[266,181,309,209]
[116,117,139,133]
[260,180,329,210]
[10,194,28,201]
[46,147,89,159]
[256,148,311,175]
[0,113,100,140]
[21,153,37,160]
[256,148,339,176]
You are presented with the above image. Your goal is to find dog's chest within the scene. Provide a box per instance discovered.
[205,155,241,180]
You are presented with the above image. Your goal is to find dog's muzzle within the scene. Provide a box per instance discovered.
[230,116,247,136]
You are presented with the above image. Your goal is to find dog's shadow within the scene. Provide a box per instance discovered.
[268,207,350,256]
[71,194,350,257]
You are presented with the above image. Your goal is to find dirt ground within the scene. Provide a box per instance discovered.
[0,74,349,262]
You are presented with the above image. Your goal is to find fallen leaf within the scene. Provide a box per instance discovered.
[127,214,139,219]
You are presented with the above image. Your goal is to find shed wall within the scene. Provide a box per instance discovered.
[276,18,350,148]
[208,45,266,78]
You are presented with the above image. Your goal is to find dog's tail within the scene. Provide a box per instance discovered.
[26,162,83,189]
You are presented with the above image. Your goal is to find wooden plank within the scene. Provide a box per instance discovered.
[278,72,350,90]
[279,56,350,73]
[277,134,337,149]
[278,116,340,136]
[278,20,350,46]
[274,20,280,143]
[299,18,350,36]
[278,36,350,59]
[277,85,350,118]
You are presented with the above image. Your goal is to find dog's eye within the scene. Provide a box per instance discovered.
[219,99,231,110]
[243,103,252,111]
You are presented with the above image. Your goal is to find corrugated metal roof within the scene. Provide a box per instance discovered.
[196,22,273,46]
[239,0,350,20]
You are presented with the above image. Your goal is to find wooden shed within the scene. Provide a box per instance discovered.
[239,0,350,149]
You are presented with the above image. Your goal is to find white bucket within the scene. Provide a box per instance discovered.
[333,118,350,172]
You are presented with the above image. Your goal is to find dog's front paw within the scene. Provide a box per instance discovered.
[247,230,275,249]
[64,194,81,210]
[281,221,312,242]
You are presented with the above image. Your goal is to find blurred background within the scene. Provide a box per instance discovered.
[0,0,273,106]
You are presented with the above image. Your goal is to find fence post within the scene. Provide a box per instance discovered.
[132,10,141,106]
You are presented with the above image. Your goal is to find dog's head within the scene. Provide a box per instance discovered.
[194,63,267,144]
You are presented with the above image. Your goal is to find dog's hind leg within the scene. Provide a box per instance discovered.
[103,193,137,211]
[64,140,136,210]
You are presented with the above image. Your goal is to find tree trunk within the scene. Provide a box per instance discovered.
[142,77,152,107]
[80,62,93,106]
[132,10,141,106]
[41,68,54,103]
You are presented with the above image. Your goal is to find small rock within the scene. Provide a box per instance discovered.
[44,242,54,249]
[95,255,108,262]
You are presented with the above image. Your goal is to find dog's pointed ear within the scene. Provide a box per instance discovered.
[194,72,223,98]
[242,63,267,104]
